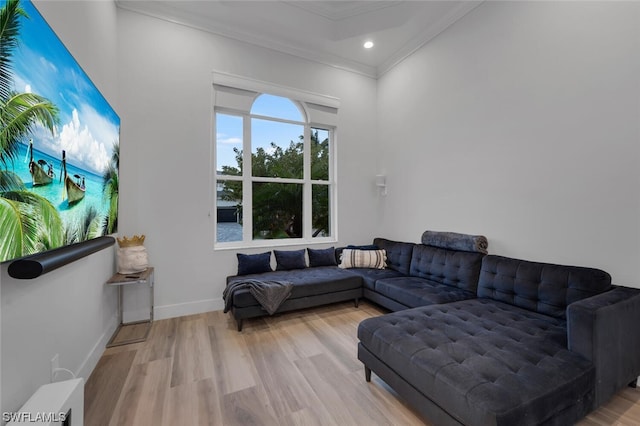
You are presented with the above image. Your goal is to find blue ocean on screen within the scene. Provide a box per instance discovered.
[11,141,109,223]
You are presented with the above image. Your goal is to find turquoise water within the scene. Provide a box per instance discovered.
[6,142,110,226]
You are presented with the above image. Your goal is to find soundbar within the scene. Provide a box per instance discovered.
[8,236,115,279]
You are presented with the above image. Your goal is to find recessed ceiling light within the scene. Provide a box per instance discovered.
[363,41,374,49]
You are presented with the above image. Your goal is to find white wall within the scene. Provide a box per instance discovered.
[1,2,379,411]
[377,1,640,285]
[116,9,380,319]
[1,0,119,416]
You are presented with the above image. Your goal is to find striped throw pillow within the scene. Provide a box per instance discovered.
[339,249,387,269]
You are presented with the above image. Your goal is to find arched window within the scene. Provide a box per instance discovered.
[214,77,337,247]
[251,94,304,121]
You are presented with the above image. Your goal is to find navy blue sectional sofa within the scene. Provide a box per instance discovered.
[225,237,640,425]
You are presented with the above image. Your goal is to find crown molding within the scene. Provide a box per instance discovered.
[377,1,483,77]
[116,1,483,80]
[116,1,378,78]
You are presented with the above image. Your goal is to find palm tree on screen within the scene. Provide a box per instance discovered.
[0,0,62,260]
[102,141,119,234]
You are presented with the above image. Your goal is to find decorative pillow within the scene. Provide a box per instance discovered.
[307,247,337,267]
[339,249,387,269]
[237,252,272,276]
[274,249,307,271]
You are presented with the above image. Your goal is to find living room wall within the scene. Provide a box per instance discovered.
[1,1,380,413]
[116,8,380,320]
[1,0,119,416]
[377,1,640,285]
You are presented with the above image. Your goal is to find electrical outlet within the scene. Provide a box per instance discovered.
[50,354,59,382]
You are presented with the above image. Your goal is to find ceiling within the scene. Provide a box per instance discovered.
[116,0,483,78]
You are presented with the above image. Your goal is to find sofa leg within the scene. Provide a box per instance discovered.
[237,319,243,332]
[629,378,638,388]
[354,297,360,308]
[365,366,371,382]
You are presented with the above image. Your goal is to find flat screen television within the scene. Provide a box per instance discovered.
[0,0,120,265]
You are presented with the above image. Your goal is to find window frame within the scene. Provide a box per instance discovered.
[212,77,339,250]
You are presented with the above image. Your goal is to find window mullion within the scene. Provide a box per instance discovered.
[242,114,252,242]
[303,125,312,239]
[330,128,337,240]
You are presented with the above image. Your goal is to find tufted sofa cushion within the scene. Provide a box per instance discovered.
[478,255,612,319]
[342,268,406,291]
[358,299,595,426]
[373,238,415,275]
[374,276,476,308]
[408,244,484,292]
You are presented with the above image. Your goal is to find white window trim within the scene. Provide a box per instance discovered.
[211,73,339,250]
[212,71,340,109]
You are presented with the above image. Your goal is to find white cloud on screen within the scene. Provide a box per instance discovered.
[39,56,58,74]
[58,108,117,175]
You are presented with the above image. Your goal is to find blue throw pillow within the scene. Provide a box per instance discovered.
[274,249,307,271]
[237,252,272,275]
[307,247,337,267]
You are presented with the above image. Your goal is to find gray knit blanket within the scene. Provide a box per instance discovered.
[421,230,489,254]
[223,279,293,315]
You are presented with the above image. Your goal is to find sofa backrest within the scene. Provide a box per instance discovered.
[373,238,415,275]
[478,255,612,319]
[408,244,485,292]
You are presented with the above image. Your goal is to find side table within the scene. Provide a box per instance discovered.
[106,267,154,347]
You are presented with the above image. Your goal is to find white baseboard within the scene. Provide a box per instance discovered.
[154,298,223,320]
[75,301,223,383]
[76,311,118,381]
[75,297,223,383]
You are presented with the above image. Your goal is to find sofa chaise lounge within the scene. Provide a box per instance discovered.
[358,253,640,425]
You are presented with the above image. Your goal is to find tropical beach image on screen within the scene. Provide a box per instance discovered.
[0,0,120,263]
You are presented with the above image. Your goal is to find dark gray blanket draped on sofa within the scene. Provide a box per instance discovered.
[223,279,293,315]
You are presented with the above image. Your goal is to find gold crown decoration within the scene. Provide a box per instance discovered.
[116,234,146,247]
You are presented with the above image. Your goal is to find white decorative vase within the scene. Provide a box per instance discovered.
[117,246,148,274]
[116,234,148,274]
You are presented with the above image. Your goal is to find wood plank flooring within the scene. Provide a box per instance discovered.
[85,301,640,425]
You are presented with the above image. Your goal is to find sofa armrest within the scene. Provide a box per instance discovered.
[567,286,640,407]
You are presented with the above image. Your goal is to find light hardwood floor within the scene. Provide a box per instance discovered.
[85,301,640,425]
